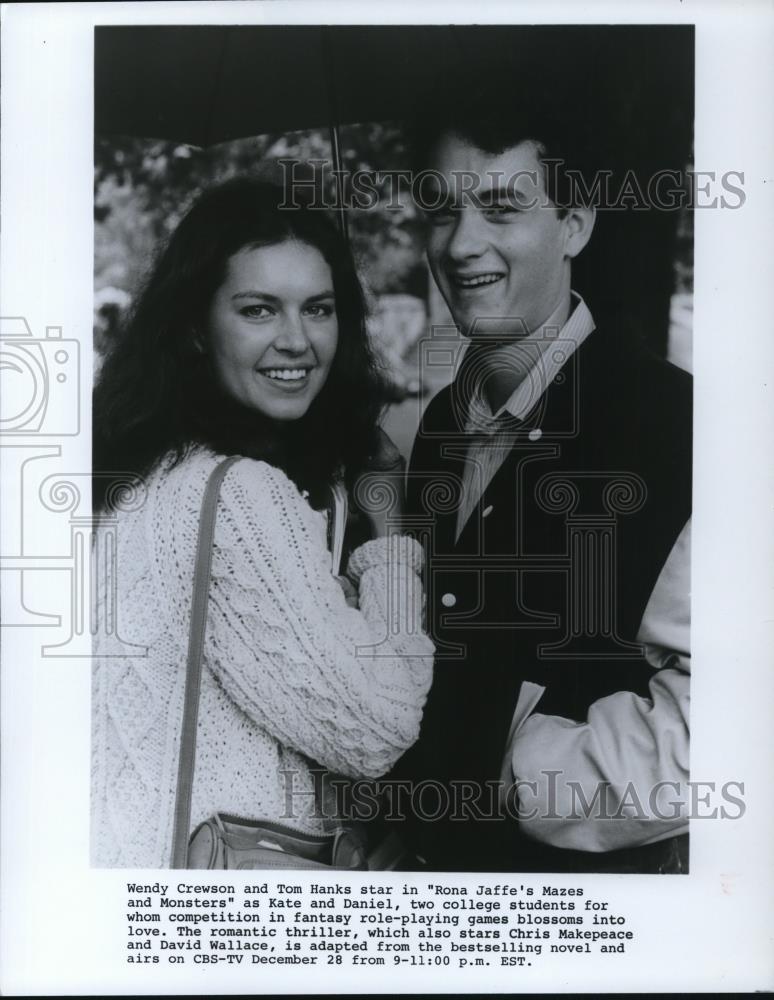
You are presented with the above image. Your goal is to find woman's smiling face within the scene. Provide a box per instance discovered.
[207,240,339,421]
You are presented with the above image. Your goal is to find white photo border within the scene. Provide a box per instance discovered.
[1,1,773,994]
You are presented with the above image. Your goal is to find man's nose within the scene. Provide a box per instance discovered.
[274,312,311,353]
[445,208,487,262]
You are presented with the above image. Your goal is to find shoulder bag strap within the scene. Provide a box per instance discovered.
[321,477,352,838]
[171,455,241,869]
[327,478,348,577]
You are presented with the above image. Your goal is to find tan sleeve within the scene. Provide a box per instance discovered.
[507,520,691,852]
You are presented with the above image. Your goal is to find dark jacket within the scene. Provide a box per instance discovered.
[394,324,693,872]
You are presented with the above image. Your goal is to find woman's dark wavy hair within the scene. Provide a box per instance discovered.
[93,178,386,511]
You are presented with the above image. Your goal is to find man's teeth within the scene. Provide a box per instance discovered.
[262,369,309,381]
[454,274,503,288]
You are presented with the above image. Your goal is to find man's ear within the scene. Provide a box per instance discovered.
[563,205,596,260]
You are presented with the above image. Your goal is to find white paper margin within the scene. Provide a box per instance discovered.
[1,0,773,994]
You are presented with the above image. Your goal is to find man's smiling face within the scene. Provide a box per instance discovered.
[423,133,576,341]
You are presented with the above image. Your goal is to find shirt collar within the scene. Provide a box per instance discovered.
[465,292,596,434]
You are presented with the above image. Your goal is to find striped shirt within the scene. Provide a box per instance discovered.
[455,292,596,539]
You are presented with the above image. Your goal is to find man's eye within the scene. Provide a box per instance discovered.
[240,304,274,318]
[483,203,522,218]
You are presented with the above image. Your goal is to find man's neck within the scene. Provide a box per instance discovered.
[481,294,573,413]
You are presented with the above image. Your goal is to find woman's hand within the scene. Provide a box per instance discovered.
[357,429,406,539]
[334,574,359,608]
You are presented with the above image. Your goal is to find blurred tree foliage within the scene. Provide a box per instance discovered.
[94,126,692,374]
[94,124,428,356]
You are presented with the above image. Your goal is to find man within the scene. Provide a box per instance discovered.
[394,105,692,873]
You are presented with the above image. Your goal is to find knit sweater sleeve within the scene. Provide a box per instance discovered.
[187,459,434,780]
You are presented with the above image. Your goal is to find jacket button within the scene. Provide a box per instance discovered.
[528,427,543,442]
[441,593,457,608]
[482,505,494,518]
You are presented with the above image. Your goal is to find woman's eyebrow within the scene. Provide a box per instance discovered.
[231,289,335,302]
[231,290,280,301]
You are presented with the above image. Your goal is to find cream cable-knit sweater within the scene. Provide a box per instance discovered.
[91,447,434,868]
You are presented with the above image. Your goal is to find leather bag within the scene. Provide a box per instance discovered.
[170,456,368,871]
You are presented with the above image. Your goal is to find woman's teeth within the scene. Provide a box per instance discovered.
[261,368,309,381]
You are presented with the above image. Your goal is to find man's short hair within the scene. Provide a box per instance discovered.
[407,86,599,215]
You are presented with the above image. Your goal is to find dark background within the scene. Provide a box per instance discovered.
[94,24,694,453]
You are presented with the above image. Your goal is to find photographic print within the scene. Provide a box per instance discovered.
[91,22,695,875]
[1,3,772,995]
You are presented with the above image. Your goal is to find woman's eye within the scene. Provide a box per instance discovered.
[423,207,456,225]
[303,303,335,318]
[239,304,274,319]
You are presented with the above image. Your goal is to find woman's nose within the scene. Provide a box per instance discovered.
[274,312,311,353]
[445,208,487,262]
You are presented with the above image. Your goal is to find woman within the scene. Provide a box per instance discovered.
[91,178,434,868]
